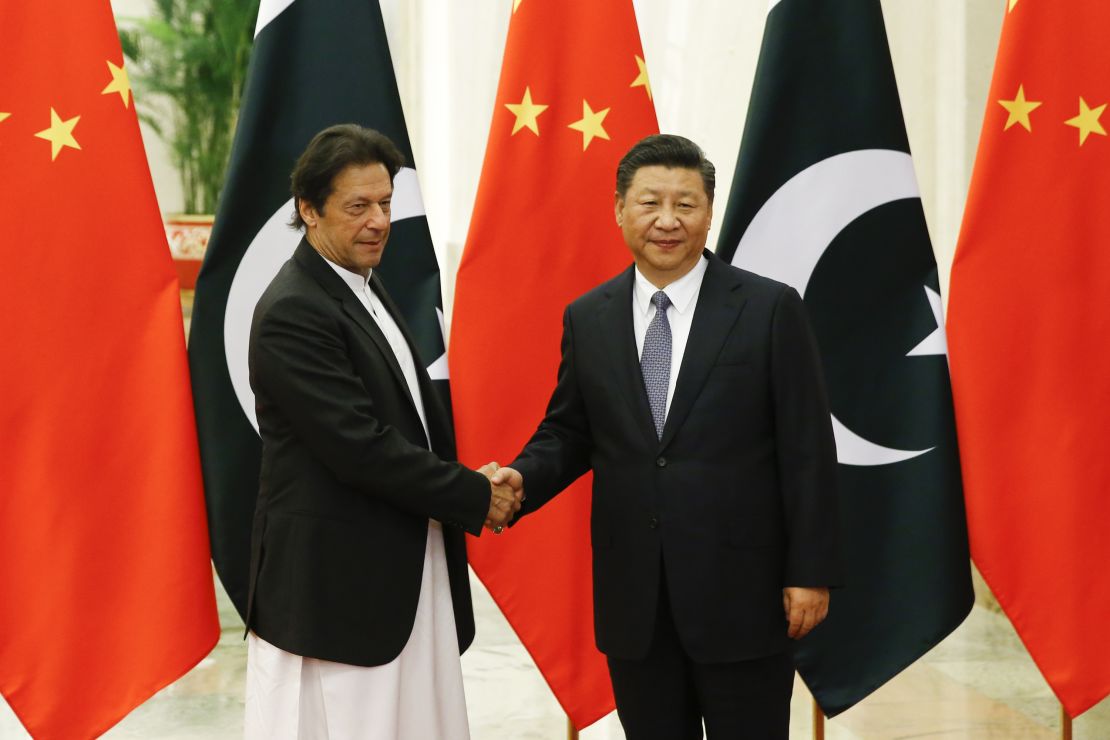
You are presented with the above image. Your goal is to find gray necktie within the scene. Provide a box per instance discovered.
[641,291,672,439]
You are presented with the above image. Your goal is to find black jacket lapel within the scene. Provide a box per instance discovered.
[293,240,418,420]
[596,266,659,450]
[370,273,453,453]
[659,252,747,451]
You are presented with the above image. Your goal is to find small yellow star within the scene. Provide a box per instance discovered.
[567,100,611,151]
[101,60,132,108]
[34,108,82,161]
[1064,97,1106,146]
[1008,0,1019,11]
[998,85,1041,132]
[0,112,10,124]
[513,0,523,12]
[630,55,652,101]
[504,87,549,136]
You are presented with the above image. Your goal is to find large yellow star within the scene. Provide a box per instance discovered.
[34,108,82,161]
[567,100,611,151]
[513,0,523,12]
[1008,0,1019,11]
[1064,97,1107,146]
[101,60,132,108]
[504,87,548,136]
[998,85,1041,132]
[0,112,9,124]
[631,55,652,101]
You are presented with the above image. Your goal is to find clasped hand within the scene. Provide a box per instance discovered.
[477,462,524,534]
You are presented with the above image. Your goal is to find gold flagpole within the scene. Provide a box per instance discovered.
[813,698,825,740]
[1061,703,1072,740]
[567,716,579,740]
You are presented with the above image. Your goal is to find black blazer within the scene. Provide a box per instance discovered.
[511,250,842,662]
[245,239,490,666]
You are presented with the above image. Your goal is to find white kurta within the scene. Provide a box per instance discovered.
[244,260,470,739]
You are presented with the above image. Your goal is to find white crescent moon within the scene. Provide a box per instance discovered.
[731,149,933,466]
[222,167,438,433]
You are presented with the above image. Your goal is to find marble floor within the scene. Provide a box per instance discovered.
[1,571,1107,739]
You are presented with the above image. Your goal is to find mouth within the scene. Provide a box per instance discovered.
[652,239,682,249]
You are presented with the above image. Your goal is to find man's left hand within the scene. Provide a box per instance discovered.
[782,586,830,639]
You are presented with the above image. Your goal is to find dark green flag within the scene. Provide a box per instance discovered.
[716,0,972,715]
[188,0,449,619]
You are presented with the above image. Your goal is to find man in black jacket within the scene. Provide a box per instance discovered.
[244,124,518,739]
[493,134,842,739]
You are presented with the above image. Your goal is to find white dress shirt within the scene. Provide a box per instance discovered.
[632,255,709,419]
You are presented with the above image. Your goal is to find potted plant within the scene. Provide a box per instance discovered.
[119,0,259,288]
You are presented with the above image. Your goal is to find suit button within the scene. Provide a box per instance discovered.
[656,457,667,467]
[649,516,658,529]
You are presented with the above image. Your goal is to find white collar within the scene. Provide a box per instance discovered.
[322,256,373,293]
[633,255,708,317]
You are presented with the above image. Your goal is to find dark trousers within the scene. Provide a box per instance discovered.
[606,577,794,740]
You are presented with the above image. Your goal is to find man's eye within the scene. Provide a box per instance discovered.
[380,201,392,211]
[349,204,366,213]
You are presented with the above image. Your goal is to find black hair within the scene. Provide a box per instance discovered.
[289,124,406,230]
[615,133,715,202]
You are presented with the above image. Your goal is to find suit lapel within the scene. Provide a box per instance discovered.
[294,241,418,421]
[659,253,747,451]
[596,267,659,450]
[369,273,452,451]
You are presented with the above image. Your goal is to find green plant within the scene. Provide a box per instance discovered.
[119,0,260,214]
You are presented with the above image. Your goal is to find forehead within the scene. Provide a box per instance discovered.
[328,162,393,201]
[626,165,706,198]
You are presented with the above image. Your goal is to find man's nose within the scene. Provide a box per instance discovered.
[364,203,389,229]
[655,208,679,229]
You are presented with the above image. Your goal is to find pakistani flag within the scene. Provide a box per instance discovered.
[188,0,449,618]
[716,0,973,715]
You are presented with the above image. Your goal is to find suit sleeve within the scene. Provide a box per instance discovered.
[510,306,594,516]
[251,294,490,535]
[770,286,844,587]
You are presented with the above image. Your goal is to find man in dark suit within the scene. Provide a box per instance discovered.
[244,124,519,738]
[493,134,842,738]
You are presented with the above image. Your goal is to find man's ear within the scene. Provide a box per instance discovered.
[614,192,624,227]
[298,198,318,228]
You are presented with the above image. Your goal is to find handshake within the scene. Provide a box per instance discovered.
[477,462,524,534]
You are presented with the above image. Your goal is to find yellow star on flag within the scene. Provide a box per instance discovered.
[505,87,548,136]
[34,108,82,161]
[1064,97,1107,146]
[101,60,132,108]
[631,55,652,101]
[0,112,10,124]
[998,85,1041,132]
[567,100,611,151]
[1008,0,1019,11]
[513,0,523,12]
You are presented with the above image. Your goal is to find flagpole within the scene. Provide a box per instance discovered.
[813,699,825,740]
[567,717,579,740]
[1061,704,1072,740]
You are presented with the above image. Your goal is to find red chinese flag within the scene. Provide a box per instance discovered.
[947,0,1110,717]
[449,0,657,728]
[0,2,219,737]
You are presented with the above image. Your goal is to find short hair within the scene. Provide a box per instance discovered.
[615,134,716,203]
[289,124,406,230]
